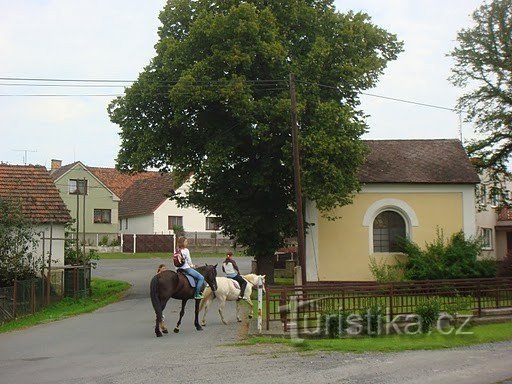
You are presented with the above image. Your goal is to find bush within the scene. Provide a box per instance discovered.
[359,304,385,337]
[368,256,403,282]
[396,230,496,280]
[415,297,441,333]
[64,223,99,267]
[0,198,41,287]
[98,235,109,246]
[319,310,350,338]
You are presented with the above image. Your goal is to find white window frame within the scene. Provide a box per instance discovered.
[363,198,418,255]
[481,228,493,250]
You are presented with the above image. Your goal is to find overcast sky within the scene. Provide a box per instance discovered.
[0,0,482,168]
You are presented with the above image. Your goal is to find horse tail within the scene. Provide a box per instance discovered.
[150,275,162,323]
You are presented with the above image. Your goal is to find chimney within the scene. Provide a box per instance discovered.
[51,159,62,171]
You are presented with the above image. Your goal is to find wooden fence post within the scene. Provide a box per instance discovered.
[389,283,394,320]
[280,290,288,332]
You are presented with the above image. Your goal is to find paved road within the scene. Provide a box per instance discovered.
[0,257,511,384]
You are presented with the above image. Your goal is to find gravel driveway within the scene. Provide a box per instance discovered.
[0,257,511,384]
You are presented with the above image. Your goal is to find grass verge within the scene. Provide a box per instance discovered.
[0,278,130,334]
[245,322,512,352]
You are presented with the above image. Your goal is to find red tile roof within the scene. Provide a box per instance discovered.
[359,139,480,184]
[119,173,174,218]
[88,167,157,198]
[0,164,71,224]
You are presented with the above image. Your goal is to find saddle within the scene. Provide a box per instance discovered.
[177,270,196,288]
[230,279,240,290]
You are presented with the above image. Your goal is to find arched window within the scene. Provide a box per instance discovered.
[373,211,406,252]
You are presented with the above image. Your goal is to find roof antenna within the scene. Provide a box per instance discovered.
[12,149,37,165]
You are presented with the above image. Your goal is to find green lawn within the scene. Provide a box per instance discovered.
[246,322,512,352]
[0,278,130,333]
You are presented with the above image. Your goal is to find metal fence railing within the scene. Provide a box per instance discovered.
[0,265,92,325]
[265,277,512,332]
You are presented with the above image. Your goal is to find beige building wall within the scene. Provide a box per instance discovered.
[306,184,476,281]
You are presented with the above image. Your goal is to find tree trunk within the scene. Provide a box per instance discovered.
[256,253,275,285]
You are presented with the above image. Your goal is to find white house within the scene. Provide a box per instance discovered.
[0,164,71,268]
[119,174,221,236]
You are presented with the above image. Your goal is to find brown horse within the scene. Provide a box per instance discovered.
[149,264,218,337]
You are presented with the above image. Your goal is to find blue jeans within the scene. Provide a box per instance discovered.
[182,268,204,296]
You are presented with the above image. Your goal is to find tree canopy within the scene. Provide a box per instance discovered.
[449,0,512,178]
[108,0,402,276]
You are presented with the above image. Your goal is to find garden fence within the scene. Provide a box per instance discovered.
[265,277,512,332]
[0,265,91,325]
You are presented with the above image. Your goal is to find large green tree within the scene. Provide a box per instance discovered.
[449,0,512,178]
[109,0,402,281]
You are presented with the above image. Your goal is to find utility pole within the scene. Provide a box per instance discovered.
[76,190,80,264]
[82,178,87,295]
[289,73,307,285]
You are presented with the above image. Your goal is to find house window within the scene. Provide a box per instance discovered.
[69,179,88,195]
[482,228,493,250]
[490,189,499,207]
[206,216,221,231]
[373,211,406,253]
[125,218,128,230]
[168,216,183,230]
[94,209,111,224]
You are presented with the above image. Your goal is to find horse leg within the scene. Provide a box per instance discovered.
[160,301,168,334]
[201,296,211,326]
[194,298,203,331]
[174,299,187,333]
[245,297,254,319]
[236,300,242,322]
[218,297,228,325]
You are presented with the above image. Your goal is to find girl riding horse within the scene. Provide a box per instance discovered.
[150,263,218,337]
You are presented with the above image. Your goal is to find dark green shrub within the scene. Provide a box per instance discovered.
[319,310,350,338]
[415,297,441,333]
[396,230,496,280]
[359,304,385,337]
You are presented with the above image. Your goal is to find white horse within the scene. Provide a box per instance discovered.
[200,273,265,325]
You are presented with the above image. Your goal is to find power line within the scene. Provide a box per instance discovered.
[0,75,458,112]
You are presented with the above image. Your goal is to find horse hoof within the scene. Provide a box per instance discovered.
[162,329,169,334]
[237,319,242,322]
[201,322,206,326]
[196,325,203,331]
[156,332,163,337]
[249,314,253,319]
[173,328,180,333]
